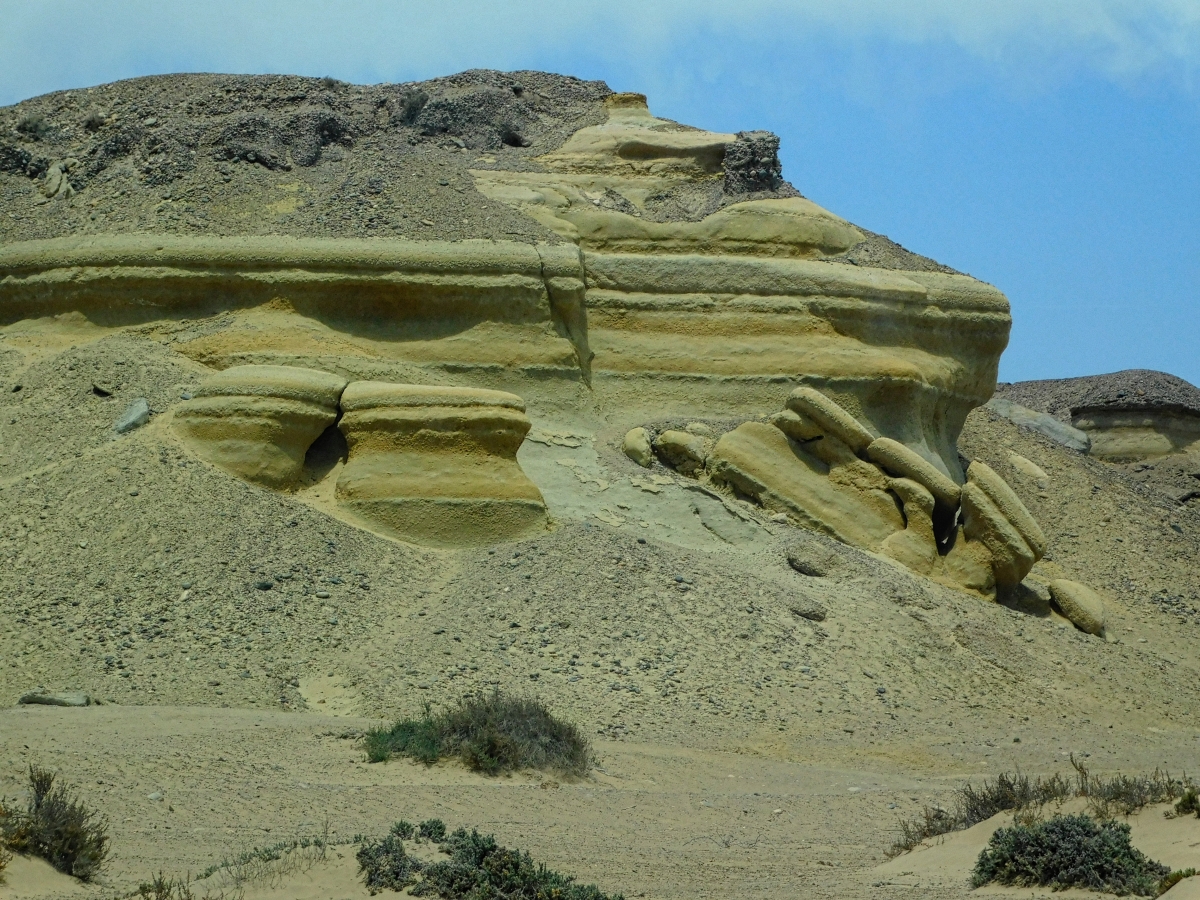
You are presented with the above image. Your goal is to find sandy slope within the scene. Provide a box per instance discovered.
[0,313,1199,898]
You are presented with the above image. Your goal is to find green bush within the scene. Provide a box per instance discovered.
[972,814,1168,896]
[0,767,109,881]
[419,819,447,842]
[365,712,441,765]
[1174,786,1200,817]
[356,822,624,899]
[365,692,591,778]
[357,834,421,894]
[390,820,415,839]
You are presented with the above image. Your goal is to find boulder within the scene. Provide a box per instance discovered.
[114,397,151,434]
[172,365,347,489]
[786,386,876,455]
[867,437,961,508]
[621,427,653,467]
[786,533,852,579]
[1049,580,1106,635]
[653,430,709,475]
[960,482,1037,587]
[966,460,1046,559]
[335,383,547,546]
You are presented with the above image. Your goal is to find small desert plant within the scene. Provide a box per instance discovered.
[1174,786,1200,818]
[0,766,109,880]
[390,819,415,839]
[137,872,195,900]
[194,823,331,892]
[393,89,429,125]
[16,114,50,140]
[419,827,622,900]
[365,701,441,765]
[1072,756,1186,819]
[887,770,1074,856]
[1161,868,1198,893]
[889,759,1189,857]
[972,814,1169,896]
[364,692,591,778]
[419,819,447,842]
[82,110,107,132]
[356,822,624,900]
[357,833,421,893]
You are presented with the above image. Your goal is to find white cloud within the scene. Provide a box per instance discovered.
[0,0,1197,104]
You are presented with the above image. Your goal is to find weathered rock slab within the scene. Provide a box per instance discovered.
[1049,579,1106,635]
[19,691,90,707]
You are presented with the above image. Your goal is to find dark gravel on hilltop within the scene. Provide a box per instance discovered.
[996,370,1200,421]
[1,68,953,275]
[0,69,613,245]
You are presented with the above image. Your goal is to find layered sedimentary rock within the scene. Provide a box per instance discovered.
[996,370,1200,460]
[0,90,1011,485]
[172,365,347,488]
[335,382,547,546]
[0,73,1021,578]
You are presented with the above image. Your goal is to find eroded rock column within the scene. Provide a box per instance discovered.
[335,383,548,546]
[172,364,347,488]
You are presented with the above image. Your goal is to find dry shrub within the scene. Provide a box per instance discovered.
[888,756,1189,858]
[365,692,590,778]
[0,767,109,880]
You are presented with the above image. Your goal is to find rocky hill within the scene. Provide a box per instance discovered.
[0,71,1197,900]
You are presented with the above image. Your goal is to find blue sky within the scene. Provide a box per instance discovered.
[2,1,1197,385]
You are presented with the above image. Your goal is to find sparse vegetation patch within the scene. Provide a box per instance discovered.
[0,766,109,881]
[364,692,590,777]
[971,814,1169,896]
[887,758,1190,857]
[357,819,623,899]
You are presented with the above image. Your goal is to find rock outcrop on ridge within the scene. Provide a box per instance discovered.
[993,370,1200,510]
[996,369,1200,461]
[0,68,1032,592]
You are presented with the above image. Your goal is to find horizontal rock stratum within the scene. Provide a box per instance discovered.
[0,231,1008,483]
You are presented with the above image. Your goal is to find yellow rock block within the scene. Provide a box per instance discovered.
[335,383,548,547]
[172,365,347,489]
[867,437,962,509]
[1049,579,1106,635]
[960,482,1036,587]
[708,422,902,549]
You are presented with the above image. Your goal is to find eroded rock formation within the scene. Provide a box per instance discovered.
[335,382,547,546]
[996,370,1200,461]
[2,72,1033,583]
[172,365,347,489]
[172,366,546,545]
